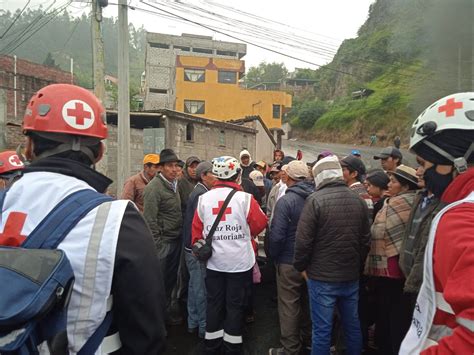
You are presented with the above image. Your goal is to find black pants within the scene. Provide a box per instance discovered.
[373,277,412,355]
[156,239,182,306]
[205,268,252,355]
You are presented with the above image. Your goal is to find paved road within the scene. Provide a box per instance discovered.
[282,139,417,170]
[164,262,280,355]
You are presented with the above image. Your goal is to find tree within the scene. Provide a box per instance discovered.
[42,52,59,69]
[244,62,288,87]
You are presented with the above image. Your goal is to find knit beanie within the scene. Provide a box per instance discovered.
[312,155,343,188]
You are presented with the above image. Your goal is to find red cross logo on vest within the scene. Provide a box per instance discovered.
[212,201,232,221]
[62,100,95,130]
[438,98,463,117]
[0,212,27,247]
[8,155,24,167]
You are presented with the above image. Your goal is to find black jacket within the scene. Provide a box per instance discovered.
[270,180,314,264]
[25,158,167,354]
[294,180,371,282]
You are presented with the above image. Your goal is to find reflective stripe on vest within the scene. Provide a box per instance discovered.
[435,292,455,315]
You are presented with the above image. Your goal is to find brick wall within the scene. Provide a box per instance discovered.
[0,55,72,149]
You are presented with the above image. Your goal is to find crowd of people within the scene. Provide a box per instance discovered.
[0,84,472,355]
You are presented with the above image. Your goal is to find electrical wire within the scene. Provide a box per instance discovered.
[0,0,31,39]
[140,0,358,77]
[0,0,72,54]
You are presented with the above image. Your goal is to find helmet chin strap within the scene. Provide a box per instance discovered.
[423,140,474,174]
[31,132,99,165]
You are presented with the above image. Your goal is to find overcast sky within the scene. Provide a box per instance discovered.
[3,0,376,70]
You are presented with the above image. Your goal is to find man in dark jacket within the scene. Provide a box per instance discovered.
[5,84,166,354]
[183,161,216,338]
[173,156,201,323]
[269,160,314,355]
[143,148,183,320]
[178,156,201,214]
[294,155,371,355]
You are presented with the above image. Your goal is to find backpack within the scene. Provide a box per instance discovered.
[0,188,113,354]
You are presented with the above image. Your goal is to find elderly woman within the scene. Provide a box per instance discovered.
[365,165,419,355]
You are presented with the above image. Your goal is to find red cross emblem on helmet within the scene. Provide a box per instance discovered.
[0,151,24,175]
[62,100,95,130]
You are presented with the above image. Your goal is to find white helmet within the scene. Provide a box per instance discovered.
[212,156,241,180]
[410,92,474,172]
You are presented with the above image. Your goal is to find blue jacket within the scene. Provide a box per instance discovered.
[269,180,314,265]
[182,182,209,252]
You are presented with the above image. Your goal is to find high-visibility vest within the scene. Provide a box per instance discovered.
[1,171,127,354]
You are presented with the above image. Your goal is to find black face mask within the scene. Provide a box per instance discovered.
[423,165,453,198]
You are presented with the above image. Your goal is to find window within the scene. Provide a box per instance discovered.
[216,50,237,57]
[186,123,194,141]
[149,42,169,49]
[219,130,226,146]
[273,104,281,119]
[184,69,205,82]
[193,47,213,54]
[149,88,167,94]
[174,45,190,51]
[242,135,248,149]
[184,100,205,114]
[218,71,237,84]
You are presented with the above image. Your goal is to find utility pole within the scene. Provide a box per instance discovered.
[91,0,108,177]
[91,0,105,102]
[117,0,130,196]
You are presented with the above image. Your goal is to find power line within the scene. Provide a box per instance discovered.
[0,1,72,54]
[139,0,358,77]
[0,0,31,39]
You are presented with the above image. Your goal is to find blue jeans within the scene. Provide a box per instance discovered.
[307,279,362,355]
[185,251,206,335]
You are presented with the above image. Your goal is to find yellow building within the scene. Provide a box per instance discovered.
[174,55,291,129]
[143,33,291,129]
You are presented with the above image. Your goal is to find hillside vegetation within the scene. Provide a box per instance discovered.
[288,0,474,145]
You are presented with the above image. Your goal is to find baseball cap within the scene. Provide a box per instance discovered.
[373,146,403,160]
[186,156,201,166]
[270,161,283,172]
[351,149,361,156]
[340,155,367,176]
[255,160,266,169]
[249,170,265,186]
[282,160,309,180]
[195,161,214,178]
[143,154,160,165]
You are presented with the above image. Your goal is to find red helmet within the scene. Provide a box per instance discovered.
[23,84,107,139]
[0,151,24,176]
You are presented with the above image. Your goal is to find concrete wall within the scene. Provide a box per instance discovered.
[166,117,256,162]
[105,125,145,196]
[255,120,275,163]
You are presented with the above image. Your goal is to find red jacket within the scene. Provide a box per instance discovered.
[423,168,474,354]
